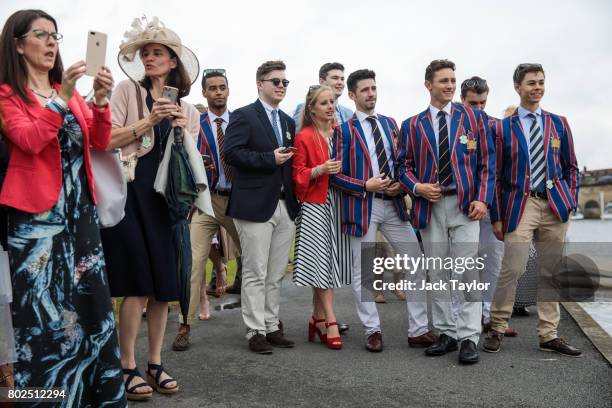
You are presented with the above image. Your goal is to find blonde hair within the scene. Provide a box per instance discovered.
[503,105,517,118]
[299,85,335,131]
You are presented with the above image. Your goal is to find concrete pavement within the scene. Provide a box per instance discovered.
[134,277,612,408]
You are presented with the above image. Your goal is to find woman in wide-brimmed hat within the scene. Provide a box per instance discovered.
[100,16,201,401]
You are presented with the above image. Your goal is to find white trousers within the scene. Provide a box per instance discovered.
[349,198,429,337]
[421,195,481,344]
[234,201,294,339]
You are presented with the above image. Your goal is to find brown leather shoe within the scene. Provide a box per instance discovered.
[540,337,582,357]
[172,324,190,351]
[408,331,437,348]
[266,330,295,348]
[366,332,383,352]
[482,330,503,353]
[249,334,273,354]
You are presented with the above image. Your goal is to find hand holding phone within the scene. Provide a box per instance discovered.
[280,146,297,154]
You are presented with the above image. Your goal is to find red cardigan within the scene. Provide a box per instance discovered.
[292,125,332,204]
[0,83,111,213]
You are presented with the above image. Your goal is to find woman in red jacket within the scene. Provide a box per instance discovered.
[0,9,126,406]
[292,85,351,349]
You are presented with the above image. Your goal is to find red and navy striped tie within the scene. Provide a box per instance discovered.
[437,111,452,186]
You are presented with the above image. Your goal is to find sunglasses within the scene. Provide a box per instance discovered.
[17,29,63,43]
[461,78,487,90]
[262,78,290,88]
[308,85,322,94]
[203,68,226,76]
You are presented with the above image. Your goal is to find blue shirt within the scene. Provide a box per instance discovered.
[292,102,353,130]
[518,105,544,190]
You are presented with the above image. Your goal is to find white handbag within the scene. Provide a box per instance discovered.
[91,148,128,228]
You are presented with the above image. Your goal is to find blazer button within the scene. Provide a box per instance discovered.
[524,193,528,196]
[526,175,530,179]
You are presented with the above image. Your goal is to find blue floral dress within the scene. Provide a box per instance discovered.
[7,112,126,407]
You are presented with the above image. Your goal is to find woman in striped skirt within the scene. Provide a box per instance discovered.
[292,85,351,350]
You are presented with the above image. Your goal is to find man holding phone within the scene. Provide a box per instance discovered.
[330,69,432,352]
[173,70,243,350]
[397,60,495,364]
[224,61,299,354]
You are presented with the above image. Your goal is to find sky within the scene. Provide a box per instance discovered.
[2,0,611,169]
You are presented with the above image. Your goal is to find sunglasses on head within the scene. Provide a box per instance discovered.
[308,85,322,94]
[461,78,487,90]
[262,78,290,88]
[203,68,226,76]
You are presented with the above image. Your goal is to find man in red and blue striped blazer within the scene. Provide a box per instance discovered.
[330,69,433,353]
[397,60,495,365]
[484,64,581,357]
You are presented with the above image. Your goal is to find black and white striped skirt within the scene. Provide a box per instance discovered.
[293,189,351,288]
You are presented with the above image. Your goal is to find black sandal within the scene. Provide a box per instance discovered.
[123,367,153,401]
[146,362,179,394]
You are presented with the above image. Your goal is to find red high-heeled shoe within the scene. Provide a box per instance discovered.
[307,316,327,343]
[325,322,343,350]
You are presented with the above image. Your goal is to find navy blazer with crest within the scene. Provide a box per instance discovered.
[224,99,299,222]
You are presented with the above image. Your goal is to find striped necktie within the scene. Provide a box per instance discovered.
[366,116,392,178]
[437,111,452,186]
[214,117,232,182]
[527,113,545,192]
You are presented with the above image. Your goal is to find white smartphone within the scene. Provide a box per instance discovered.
[85,31,107,77]
[162,86,179,104]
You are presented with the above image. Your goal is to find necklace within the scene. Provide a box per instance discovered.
[313,126,332,161]
[30,87,56,102]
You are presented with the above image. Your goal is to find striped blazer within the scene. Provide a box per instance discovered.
[397,102,495,230]
[490,109,579,233]
[330,114,409,237]
[196,111,231,190]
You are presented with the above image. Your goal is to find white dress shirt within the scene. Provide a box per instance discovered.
[259,98,283,143]
[355,110,394,178]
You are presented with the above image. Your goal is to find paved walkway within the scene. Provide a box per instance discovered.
[135,277,612,408]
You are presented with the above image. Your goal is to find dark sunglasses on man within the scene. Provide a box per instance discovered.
[261,78,290,88]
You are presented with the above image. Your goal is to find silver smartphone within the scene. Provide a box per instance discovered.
[162,86,179,104]
[85,31,107,77]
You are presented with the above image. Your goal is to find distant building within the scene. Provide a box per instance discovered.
[579,167,612,218]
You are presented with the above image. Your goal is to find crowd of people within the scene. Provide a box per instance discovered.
[0,8,581,406]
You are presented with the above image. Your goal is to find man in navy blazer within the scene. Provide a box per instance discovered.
[398,60,495,364]
[224,60,299,354]
[484,63,581,357]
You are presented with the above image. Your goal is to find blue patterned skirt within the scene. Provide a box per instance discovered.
[7,113,126,407]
